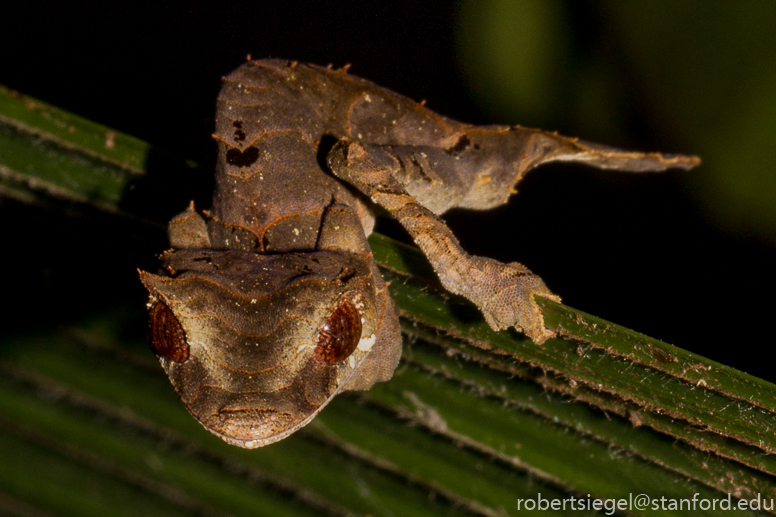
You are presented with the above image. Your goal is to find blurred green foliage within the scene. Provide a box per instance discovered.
[455,0,776,241]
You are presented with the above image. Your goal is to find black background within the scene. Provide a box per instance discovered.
[1,1,773,382]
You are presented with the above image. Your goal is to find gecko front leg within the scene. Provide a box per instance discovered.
[327,140,561,343]
[327,128,699,344]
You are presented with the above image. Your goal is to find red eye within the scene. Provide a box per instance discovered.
[150,302,189,362]
[314,300,362,365]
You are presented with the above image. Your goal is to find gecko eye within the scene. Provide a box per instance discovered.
[150,302,190,362]
[314,300,362,365]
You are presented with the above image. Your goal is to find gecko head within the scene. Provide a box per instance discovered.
[138,248,388,448]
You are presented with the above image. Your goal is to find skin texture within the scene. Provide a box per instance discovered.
[139,58,700,448]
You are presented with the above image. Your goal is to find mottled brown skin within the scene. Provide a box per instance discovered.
[139,58,700,448]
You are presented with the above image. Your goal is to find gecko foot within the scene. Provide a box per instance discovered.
[465,257,561,344]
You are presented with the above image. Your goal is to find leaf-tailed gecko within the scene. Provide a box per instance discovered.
[139,58,699,448]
